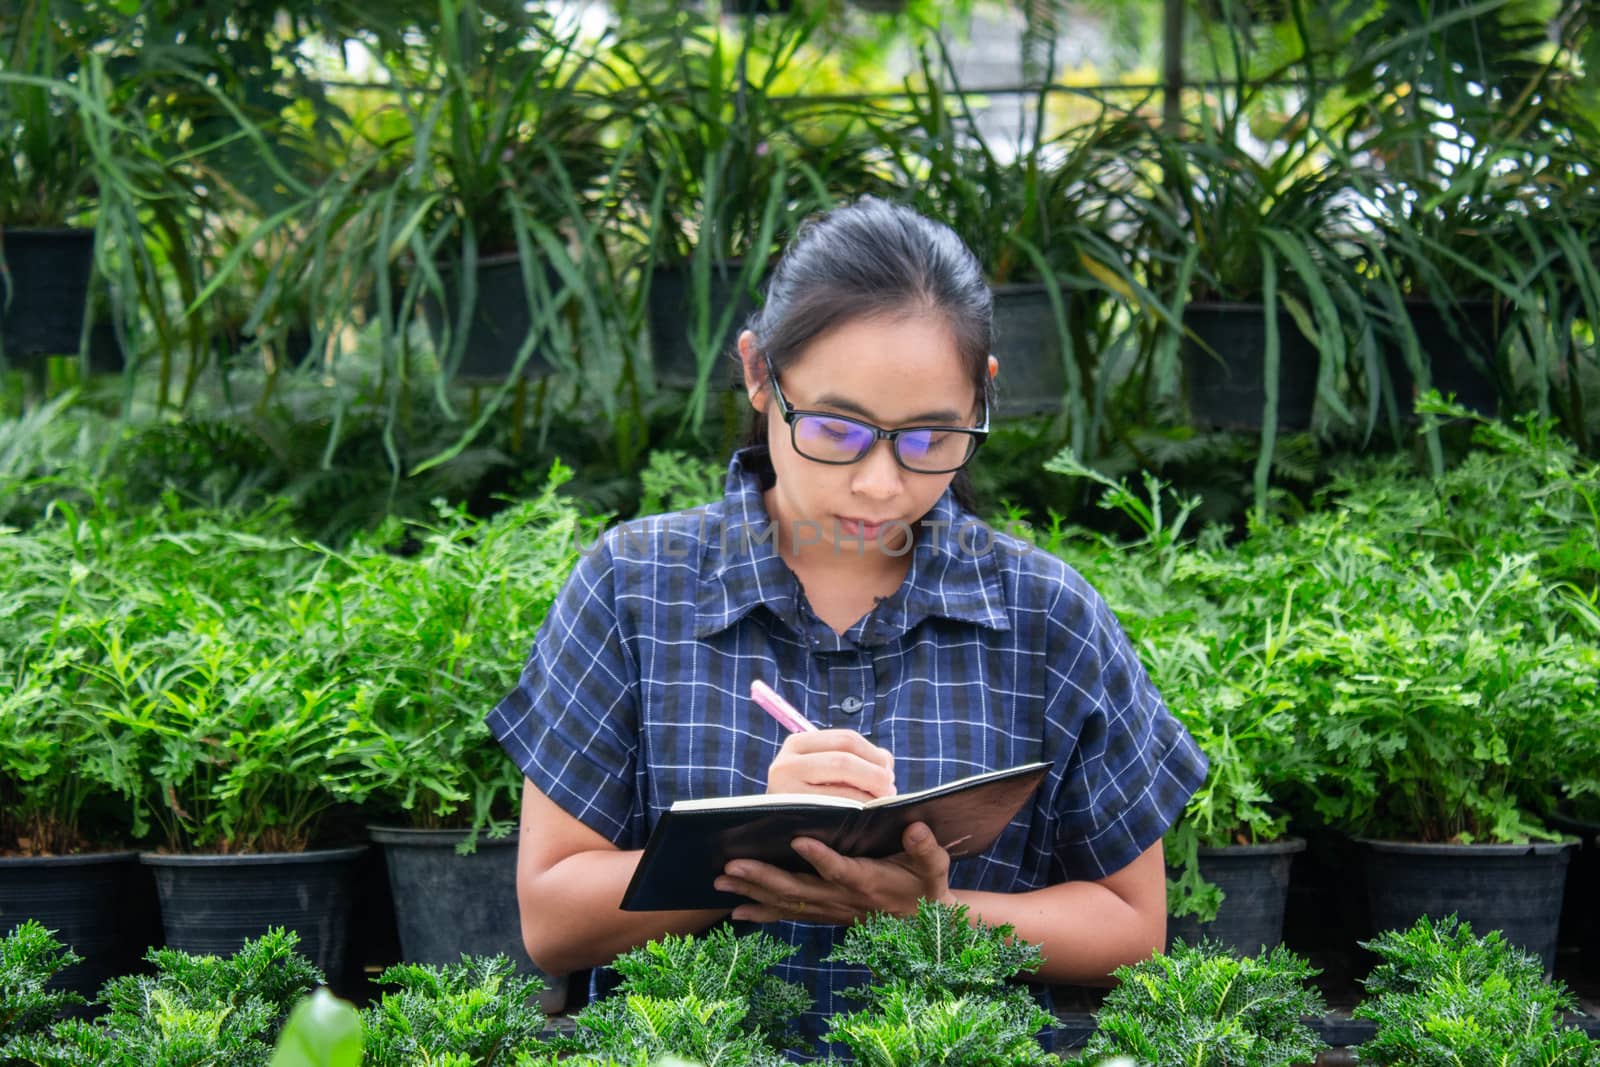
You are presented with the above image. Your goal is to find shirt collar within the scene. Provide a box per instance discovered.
[695,446,1010,644]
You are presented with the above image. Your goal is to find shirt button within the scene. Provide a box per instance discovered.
[839,696,864,714]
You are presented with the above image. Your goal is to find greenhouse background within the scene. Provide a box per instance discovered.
[3,1,1599,1064]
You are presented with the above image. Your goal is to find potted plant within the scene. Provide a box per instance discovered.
[58,514,379,982]
[349,467,594,1015]
[1353,915,1600,1065]
[317,1,621,394]
[0,16,101,364]
[1292,545,1590,974]
[0,508,167,1002]
[1044,449,1312,955]
[1355,140,1544,423]
[1136,112,1368,439]
[1067,939,1329,1067]
[888,45,1146,437]
[611,5,885,401]
[1145,618,1313,957]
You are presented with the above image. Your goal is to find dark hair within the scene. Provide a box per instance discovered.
[739,196,994,513]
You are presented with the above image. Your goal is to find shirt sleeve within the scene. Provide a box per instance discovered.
[485,529,641,845]
[1046,579,1208,881]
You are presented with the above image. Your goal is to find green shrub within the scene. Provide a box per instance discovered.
[6,928,321,1067]
[361,955,546,1067]
[1069,940,1327,1067]
[545,925,806,1066]
[824,900,1059,1067]
[1355,915,1600,1067]
[0,921,84,1044]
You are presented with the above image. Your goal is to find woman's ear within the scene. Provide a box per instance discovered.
[738,330,767,412]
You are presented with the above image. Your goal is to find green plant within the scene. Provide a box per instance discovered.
[0,12,96,226]
[1293,549,1594,843]
[635,449,725,515]
[822,900,1059,1066]
[1354,914,1600,1067]
[362,955,546,1067]
[825,985,1061,1067]
[0,921,85,1045]
[604,5,888,408]
[6,500,376,853]
[340,463,599,837]
[269,988,363,1067]
[298,0,640,478]
[882,44,1152,454]
[569,924,811,1055]
[6,928,322,1067]
[1069,940,1328,1067]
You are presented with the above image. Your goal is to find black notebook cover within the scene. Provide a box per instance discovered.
[620,761,1051,911]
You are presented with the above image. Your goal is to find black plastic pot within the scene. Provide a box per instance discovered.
[991,283,1069,418]
[0,851,159,1004]
[1360,838,1573,973]
[369,827,567,1012]
[1180,302,1319,430]
[140,846,365,982]
[1382,299,1504,417]
[0,226,96,358]
[646,260,759,391]
[420,251,554,380]
[1546,814,1600,982]
[1167,838,1306,955]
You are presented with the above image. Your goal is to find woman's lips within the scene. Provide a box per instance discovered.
[837,517,889,541]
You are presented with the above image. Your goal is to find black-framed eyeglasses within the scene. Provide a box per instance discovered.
[765,364,989,474]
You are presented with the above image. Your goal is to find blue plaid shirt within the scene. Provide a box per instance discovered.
[488,446,1206,1054]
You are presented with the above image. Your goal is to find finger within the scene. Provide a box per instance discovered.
[900,822,952,880]
[774,749,895,797]
[783,730,896,775]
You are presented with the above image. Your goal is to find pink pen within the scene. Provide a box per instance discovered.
[750,679,819,734]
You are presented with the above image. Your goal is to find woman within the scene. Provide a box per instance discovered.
[487,196,1207,1050]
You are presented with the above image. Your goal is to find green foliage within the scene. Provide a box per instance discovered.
[269,988,363,1067]
[635,450,725,515]
[0,14,97,225]
[825,899,1043,1001]
[825,985,1060,1067]
[7,928,322,1067]
[0,921,84,1043]
[1354,915,1600,1067]
[1069,941,1327,1067]
[590,925,810,1053]
[558,993,788,1067]
[821,901,1058,1067]
[338,462,600,833]
[361,955,546,1067]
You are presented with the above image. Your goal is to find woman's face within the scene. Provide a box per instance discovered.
[739,313,979,562]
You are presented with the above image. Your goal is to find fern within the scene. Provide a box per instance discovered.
[1070,940,1327,1067]
[599,925,810,1051]
[1354,915,1600,1067]
[0,921,84,1044]
[825,985,1060,1067]
[7,928,321,1067]
[561,992,787,1067]
[825,899,1044,1001]
[361,955,547,1067]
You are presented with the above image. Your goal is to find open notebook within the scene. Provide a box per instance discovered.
[620,761,1051,911]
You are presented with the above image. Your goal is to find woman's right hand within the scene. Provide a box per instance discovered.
[766,730,896,802]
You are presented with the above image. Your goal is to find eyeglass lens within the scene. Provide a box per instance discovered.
[792,414,975,471]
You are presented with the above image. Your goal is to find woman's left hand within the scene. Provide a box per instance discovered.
[713,821,955,925]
